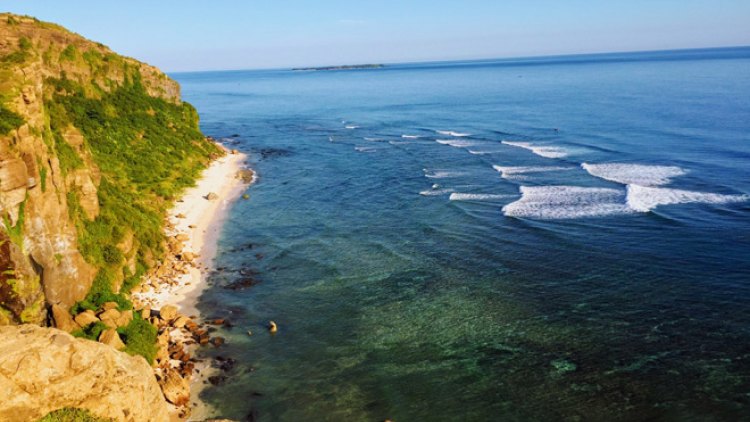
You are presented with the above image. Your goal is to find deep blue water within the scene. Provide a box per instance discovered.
[172,47,750,422]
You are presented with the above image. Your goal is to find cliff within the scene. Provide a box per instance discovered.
[0,13,219,325]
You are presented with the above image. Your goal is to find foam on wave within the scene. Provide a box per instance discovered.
[355,146,376,153]
[626,185,748,212]
[449,193,511,201]
[402,135,422,139]
[493,165,573,179]
[420,188,455,196]
[345,125,359,129]
[502,141,568,159]
[436,139,475,148]
[502,186,633,219]
[437,130,471,137]
[582,163,687,186]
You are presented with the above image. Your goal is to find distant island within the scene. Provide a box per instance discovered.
[292,64,386,71]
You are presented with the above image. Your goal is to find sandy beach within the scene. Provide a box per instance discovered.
[132,146,250,312]
[128,144,252,421]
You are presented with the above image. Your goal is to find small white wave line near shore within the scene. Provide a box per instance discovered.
[502,141,569,159]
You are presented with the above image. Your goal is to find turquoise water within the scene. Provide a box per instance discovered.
[173,47,750,422]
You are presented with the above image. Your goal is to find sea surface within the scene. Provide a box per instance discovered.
[172,47,750,422]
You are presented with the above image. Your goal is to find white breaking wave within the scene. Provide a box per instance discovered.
[437,130,471,137]
[626,185,748,212]
[449,193,511,201]
[436,139,475,148]
[502,186,633,219]
[493,165,573,179]
[582,163,687,186]
[345,125,359,129]
[364,137,379,141]
[420,188,455,196]
[402,135,422,138]
[469,150,503,155]
[355,146,376,153]
[502,141,568,159]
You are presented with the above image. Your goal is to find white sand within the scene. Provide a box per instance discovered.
[131,147,251,315]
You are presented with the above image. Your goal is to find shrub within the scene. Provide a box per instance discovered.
[59,44,77,62]
[71,320,109,341]
[2,51,29,64]
[0,104,25,135]
[117,313,158,364]
[35,408,112,422]
[70,268,132,313]
[18,37,32,50]
[2,197,26,250]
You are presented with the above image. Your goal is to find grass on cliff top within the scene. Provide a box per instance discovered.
[34,408,112,422]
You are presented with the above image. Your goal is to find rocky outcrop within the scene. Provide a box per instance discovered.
[0,324,169,422]
[0,13,206,323]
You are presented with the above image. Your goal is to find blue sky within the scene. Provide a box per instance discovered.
[4,1,749,72]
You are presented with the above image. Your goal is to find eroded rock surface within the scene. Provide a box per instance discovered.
[0,325,169,422]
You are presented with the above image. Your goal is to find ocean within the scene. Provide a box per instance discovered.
[172,47,750,422]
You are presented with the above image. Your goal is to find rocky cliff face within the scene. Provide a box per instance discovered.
[0,13,216,324]
[0,324,169,422]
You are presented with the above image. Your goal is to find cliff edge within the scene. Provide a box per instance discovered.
[0,13,219,325]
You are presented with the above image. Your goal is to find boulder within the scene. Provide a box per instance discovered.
[172,316,190,329]
[50,304,81,333]
[99,308,121,321]
[99,328,126,350]
[175,234,190,242]
[102,302,120,311]
[99,308,121,328]
[157,367,190,407]
[74,312,99,327]
[0,325,168,422]
[181,252,195,262]
[115,310,134,327]
[160,305,178,321]
[206,192,219,201]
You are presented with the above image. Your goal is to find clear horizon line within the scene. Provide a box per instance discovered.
[166,44,750,74]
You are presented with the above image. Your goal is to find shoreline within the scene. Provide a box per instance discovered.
[130,143,252,421]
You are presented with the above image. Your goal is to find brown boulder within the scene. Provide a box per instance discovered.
[206,192,219,201]
[98,328,126,350]
[115,310,134,327]
[74,311,99,327]
[157,367,190,407]
[160,305,178,321]
[50,304,80,333]
[181,252,195,262]
[99,308,120,320]
[172,316,191,329]
[102,302,119,311]
[0,325,168,422]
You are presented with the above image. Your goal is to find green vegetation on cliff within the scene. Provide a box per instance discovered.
[0,104,25,135]
[44,71,219,315]
[0,15,216,366]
